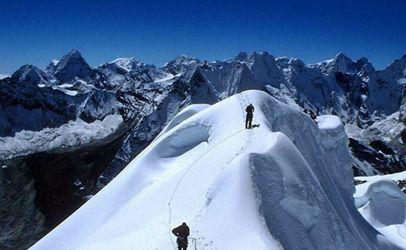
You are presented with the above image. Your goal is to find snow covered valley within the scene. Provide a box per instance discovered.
[31,91,404,249]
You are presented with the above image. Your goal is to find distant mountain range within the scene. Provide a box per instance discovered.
[0,49,405,248]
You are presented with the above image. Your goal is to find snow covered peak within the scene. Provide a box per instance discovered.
[232,51,276,67]
[275,56,305,68]
[11,64,54,85]
[96,56,168,89]
[332,52,355,73]
[111,57,137,67]
[165,55,200,74]
[229,51,282,86]
[314,52,361,74]
[50,49,94,82]
[31,90,398,249]
[106,57,144,73]
[173,55,199,65]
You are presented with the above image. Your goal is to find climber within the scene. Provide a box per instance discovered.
[304,108,317,123]
[245,103,255,129]
[172,222,190,250]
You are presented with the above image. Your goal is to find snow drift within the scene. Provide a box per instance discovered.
[31,90,399,249]
[355,172,406,248]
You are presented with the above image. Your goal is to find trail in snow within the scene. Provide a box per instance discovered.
[167,93,253,249]
[166,127,245,248]
[227,93,253,163]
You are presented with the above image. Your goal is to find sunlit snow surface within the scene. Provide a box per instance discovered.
[317,115,342,130]
[31,90,400,250]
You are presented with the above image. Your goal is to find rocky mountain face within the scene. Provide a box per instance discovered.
[0,50,405,248]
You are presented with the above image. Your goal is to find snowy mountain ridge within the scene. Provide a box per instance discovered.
[30,91,403,249]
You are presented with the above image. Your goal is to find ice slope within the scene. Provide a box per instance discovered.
[31,90,398,250]
[354,172,406,248]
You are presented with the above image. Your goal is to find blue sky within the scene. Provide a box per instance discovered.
[0,0,405,74]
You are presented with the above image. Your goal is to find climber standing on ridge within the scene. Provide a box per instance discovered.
[172,222,190,250]
[245,103,255,129]
[304,108,318,123]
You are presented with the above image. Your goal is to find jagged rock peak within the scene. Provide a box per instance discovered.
[164,55,200,74]
[315,52,358,74]
[334,52,352,61]
[244,51,279,71]
[51,49,94,82]
[333,52,354,69]
[356,56,369,65]
[57,49,89,67]
[11,64,53,84]
[355,57,374,72]
[234,52,249,62]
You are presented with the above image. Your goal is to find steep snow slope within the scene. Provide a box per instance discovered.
[31,90,398,249]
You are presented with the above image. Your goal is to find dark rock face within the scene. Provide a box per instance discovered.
[0,126,127,248]
[50,50,94,82]
[395,179,406,193]
[349,138,405,175]
[0,159,45,249]
[401,129,406,143]
[335,72,351,92]
[27,136,124,230]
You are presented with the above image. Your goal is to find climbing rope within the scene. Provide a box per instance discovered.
[167,127,246,248]
[167,93,251,249]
